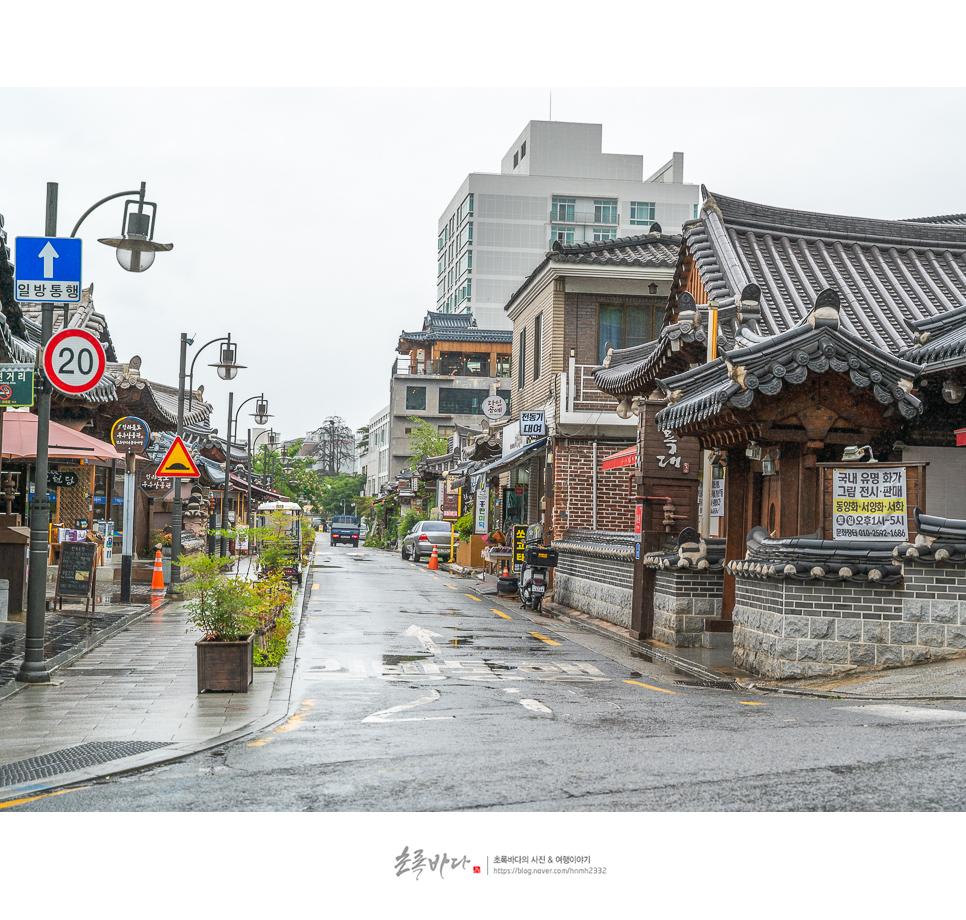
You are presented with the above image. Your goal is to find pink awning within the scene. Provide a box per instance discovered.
[0,411,125,461]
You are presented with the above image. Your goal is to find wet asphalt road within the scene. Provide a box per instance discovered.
[13,536,966,811]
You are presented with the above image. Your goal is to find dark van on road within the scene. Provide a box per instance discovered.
[331,515,360,547]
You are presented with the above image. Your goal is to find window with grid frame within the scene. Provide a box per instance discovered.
[597,303,658,364]
[551,225,574,246]
[593,227,617,242]
[594,199,618,224]
[552,197,575,221]
[630,201,656,225]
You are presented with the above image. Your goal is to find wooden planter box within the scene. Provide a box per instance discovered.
[196,634,254,692]
[456,535,486,568]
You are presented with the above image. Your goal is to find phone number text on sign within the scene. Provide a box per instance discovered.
[832,467,908,541]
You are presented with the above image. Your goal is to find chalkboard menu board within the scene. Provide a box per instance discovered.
[56,541,98,599]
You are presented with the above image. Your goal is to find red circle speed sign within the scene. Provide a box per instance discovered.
[43,329,106,394]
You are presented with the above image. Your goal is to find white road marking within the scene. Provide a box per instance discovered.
[842,704,966,722]
[402,624,444,655]
[520,699,552,714]
[362,689,455,723]
[300,658,611,682]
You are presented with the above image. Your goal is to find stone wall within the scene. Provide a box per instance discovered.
[550,530,634,629]
[733,563,966,679]
[652,570,723,647]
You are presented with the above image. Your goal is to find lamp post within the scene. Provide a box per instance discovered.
[228,395,270,553]
[169,334,243,591]
[18,182,172,684]
[219,394,270,557]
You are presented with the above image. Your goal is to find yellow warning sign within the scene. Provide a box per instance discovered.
[156,436,201,477]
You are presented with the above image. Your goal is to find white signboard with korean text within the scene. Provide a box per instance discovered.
[697,473,725,519]
[832,466,907,541]
[481,395,507,421]
[474,484,489,535]
[520,411,546,437]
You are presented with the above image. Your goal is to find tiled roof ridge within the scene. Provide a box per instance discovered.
[551,230,682,256]
[706,188,966,251]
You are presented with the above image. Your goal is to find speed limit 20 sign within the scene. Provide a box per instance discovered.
[43,329,107,394]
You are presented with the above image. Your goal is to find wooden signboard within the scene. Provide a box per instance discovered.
[55,540,99,613]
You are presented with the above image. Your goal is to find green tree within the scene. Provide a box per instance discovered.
[407,417,449,467]
[321,473,365,517]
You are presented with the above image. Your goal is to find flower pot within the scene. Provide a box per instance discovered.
[195,634,254,693]
[456,534,486,567]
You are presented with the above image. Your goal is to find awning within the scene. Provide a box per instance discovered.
[1,410,125,461]
[469,438,547,491]
[601,445,637,471]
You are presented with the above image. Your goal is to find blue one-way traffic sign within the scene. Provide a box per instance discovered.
[14,236,82,303]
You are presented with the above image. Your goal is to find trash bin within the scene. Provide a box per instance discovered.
[0,525,30,613]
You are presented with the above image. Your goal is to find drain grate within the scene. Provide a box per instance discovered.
[0,741,171,787]
[675,680,741,690]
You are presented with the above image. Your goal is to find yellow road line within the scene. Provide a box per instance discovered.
[492,609,512,619]
[0,786,91,810]
[529,631,561,646]
[466,595,482,601]
[444,584,458,590]
[739,701,766,706]
[624,679,676,695]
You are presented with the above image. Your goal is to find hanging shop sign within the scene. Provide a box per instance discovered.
[111,416,151,453]
[140,463,174,498]
[47,469,80,489]
[520,410,546,437]
[474,484,489,535]
[513,524,527,574]
[0,364,35,407]
[831,466,908,541]
[481,395,507,421]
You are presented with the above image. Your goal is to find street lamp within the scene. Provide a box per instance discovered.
[169,334,244,592]
[220,394,272,558]
[18,181,172,685]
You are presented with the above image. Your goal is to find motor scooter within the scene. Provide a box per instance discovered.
[519,523,558,612]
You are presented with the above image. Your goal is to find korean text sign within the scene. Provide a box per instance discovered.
[832,466,907,541]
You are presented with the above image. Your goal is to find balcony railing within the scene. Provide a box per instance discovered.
[402,358,511,379]
[550,210,619,225]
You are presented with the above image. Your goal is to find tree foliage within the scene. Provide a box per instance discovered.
[407,417,449,468]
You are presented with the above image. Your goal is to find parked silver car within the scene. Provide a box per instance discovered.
[401,521,454,562]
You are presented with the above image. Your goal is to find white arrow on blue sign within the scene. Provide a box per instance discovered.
[14,236,82,303]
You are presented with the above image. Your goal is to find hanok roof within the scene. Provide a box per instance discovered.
[679,188,966,352]
[654,290,922,434]
[596,189,966,400]
[399,310,513,347]
[905,213,966,226]
[504,230,681,315]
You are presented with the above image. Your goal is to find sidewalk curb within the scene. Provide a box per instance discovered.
[0,548,316,805]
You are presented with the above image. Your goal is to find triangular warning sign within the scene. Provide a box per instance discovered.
[156,436,201,477]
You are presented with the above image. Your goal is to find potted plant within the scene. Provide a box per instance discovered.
[179,553,257,693]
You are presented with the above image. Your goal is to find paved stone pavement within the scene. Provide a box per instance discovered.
[0,590,300,804]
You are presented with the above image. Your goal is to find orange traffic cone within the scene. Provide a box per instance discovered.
[151,548,165,595]
[428,544,439,570]
[502,563,510,578]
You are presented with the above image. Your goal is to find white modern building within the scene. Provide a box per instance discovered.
[361,405,390,496]
[437,121,701,329]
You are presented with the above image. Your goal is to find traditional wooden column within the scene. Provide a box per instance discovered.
[722,450,749,620]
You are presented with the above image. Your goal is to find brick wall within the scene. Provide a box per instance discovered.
[652,570,723,647]
[551,530,635,629]
[733,563,966,679]
[551,438,636,541]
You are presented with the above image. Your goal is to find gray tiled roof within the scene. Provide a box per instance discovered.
[654,292,922,432]
[904,213,966,226]
[685,188,966,353]
[504,232,681,314]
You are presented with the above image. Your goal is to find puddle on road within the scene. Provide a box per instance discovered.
[382,653,432,666]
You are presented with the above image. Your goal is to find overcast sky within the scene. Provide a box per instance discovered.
[2,85,965,445]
